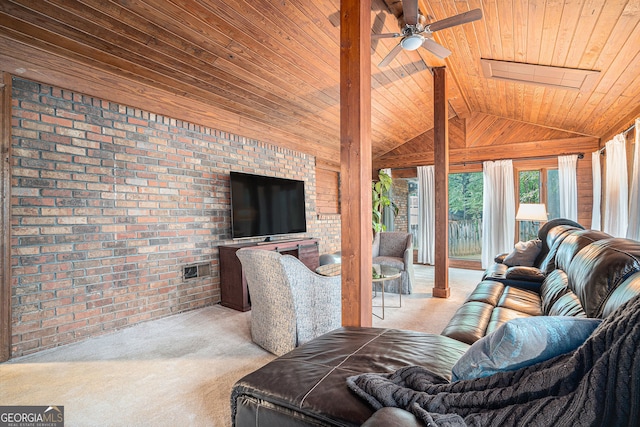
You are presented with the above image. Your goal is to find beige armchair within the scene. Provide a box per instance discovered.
[236,248,342,356]
[372,232,415,294]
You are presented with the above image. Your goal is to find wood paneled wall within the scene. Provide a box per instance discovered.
[392,155,594,231]
[375,113,600,170]
[576,155,594,228]
[316,164,340,215]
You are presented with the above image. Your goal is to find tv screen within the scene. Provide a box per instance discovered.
[230,172,307,239]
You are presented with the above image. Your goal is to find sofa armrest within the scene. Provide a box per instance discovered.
[494,253,509,264]
[505,266,545,282]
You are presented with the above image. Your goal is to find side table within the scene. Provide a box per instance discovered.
[316,263,402,320]
[372,265,402,320]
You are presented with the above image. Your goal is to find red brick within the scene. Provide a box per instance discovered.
[9,77,323,358]
[58,320,88,333]
[42,115,73,128]
[74,308,102,320]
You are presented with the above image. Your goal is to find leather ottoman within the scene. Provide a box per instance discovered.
[231,327,469,427]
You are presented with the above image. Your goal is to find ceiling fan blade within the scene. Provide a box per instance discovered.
[379,42,404,67]
[372,33,402,40]
[402,0,419,26]
[421,38,452,59]
[427,8,483,32]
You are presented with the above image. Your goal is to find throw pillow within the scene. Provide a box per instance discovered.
[451,316,602,381]
[503,239,542,267]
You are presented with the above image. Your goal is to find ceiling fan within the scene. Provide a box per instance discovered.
[373,0,482,67]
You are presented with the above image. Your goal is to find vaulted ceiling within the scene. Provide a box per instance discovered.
[1,0,639,169]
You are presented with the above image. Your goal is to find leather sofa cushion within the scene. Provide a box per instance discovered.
[485,307,533,335]
[538,225,583,275]
[568,238,640,317]
[465,280,505,306]
[601,271,640,318]
[504,266,545,282]
[440,301,494,345]
[547,292,586,317]
[496,287,543,316]
[232,327,469,427]
[554,230,611,271]
[483,262,508,280]
[540,270,570,314]
[535,218,584,264]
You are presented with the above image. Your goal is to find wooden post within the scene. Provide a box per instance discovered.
[433,67,450,298]
[340,0,372,326]
[1,72,12,361]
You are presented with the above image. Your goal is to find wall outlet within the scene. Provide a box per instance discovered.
[183,263,211,280]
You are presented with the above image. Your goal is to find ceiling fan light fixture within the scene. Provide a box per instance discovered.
[401,34,424,50]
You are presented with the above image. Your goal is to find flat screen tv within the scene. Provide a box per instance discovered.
[230,172,307,240]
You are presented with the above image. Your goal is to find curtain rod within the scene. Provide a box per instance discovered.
[390,152,585,170]
[623,123,636,134]
[597,122,637,154]
[452,152,585,166]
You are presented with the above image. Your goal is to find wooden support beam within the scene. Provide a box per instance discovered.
[1,72,11,361]
[433,67,450,298]
[340,0,372,326]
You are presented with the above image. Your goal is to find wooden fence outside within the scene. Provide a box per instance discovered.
[449,219,482,257]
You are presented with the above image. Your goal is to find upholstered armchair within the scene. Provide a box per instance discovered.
[236,248,342,356]
[372,232,415,294]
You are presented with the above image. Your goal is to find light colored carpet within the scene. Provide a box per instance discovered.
[372,266,482,333]
[0,265,481,426]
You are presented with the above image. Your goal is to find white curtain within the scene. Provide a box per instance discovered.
[603,134,628,237]
[591,151,602,230]
[558,154,578,221]
[481,160,516,268]
[627,119,640,240]
[417,165,435,264]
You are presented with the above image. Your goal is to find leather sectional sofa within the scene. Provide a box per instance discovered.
[231,223,640,426]
[481,218,584,291]
[442,226,631,345]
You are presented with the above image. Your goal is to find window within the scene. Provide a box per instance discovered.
[448,172,483,260]
[518,170,541,240]
[546,169,560,219]
[407,180,419,249]
[407,172,483,263]
[517,165,559,241]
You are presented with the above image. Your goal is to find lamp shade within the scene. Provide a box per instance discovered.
[516,203,548,221]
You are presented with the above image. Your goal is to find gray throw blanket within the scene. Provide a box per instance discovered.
[347,294,640,426]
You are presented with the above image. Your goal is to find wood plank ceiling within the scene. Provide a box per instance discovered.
[1,0,640,168]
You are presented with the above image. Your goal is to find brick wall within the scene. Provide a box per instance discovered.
[10,77,339,357]
[311,214,341,254]
[392,179,409,233]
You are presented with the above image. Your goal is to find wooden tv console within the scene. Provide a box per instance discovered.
[218,238,320,311]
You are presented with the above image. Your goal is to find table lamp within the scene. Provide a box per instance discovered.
[516,203,548,222]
